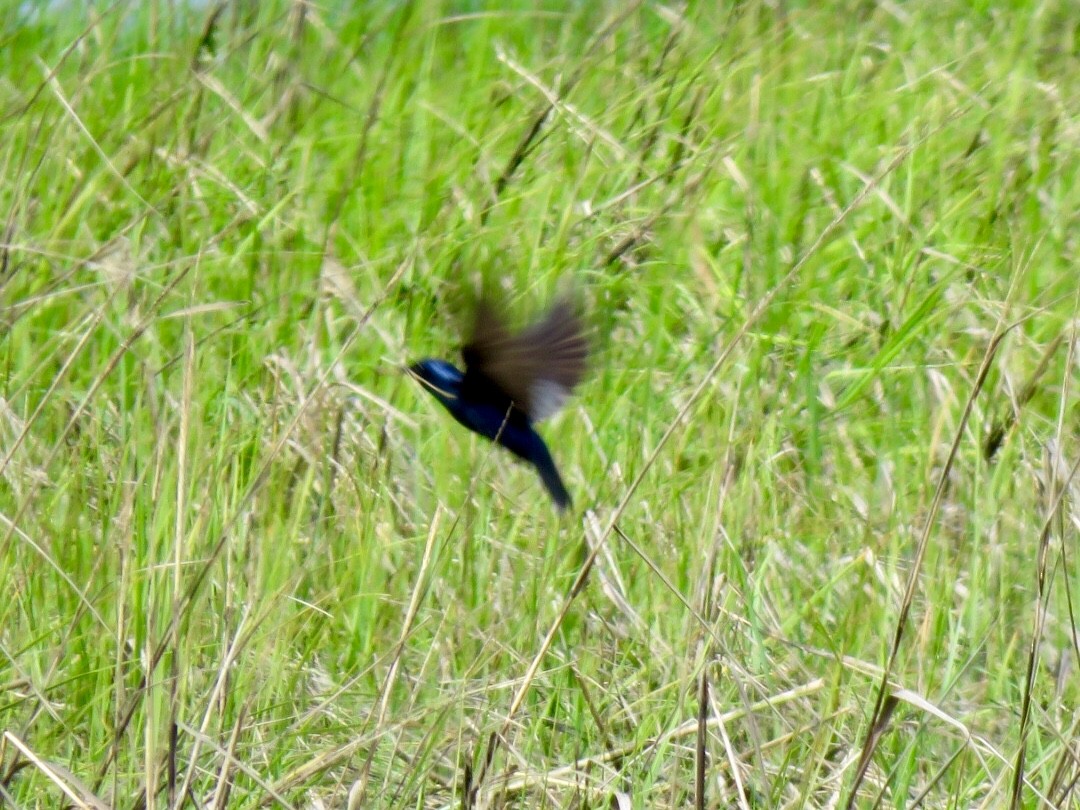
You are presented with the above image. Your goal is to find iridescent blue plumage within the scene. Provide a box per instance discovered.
[409,297,587,510]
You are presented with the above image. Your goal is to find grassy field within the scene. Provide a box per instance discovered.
[2,1,1079,807]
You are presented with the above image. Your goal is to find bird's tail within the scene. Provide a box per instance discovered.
[532,448,572,511]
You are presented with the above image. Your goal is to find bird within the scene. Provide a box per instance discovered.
[409,295,588,510]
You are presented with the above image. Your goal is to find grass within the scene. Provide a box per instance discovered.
[1,0,1079,807]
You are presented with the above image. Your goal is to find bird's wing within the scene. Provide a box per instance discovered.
[462,297,588,422]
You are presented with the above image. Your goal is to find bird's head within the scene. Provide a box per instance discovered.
[407,358,464,407]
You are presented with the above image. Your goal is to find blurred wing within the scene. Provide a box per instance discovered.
[462,297,588,421]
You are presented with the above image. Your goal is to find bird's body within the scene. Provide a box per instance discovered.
[409,297,587,510]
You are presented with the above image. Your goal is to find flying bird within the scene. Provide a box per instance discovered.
[409,295,588,510]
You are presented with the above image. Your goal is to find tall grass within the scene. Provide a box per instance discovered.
[1,1,1078,807]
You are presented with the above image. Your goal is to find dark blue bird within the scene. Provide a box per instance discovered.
[409,296,588,510]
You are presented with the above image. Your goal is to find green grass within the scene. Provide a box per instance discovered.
[2,1,1079,807]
